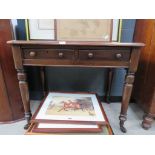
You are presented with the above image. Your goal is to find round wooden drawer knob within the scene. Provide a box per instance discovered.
[29,51,36,57]
[58,52,64,58]
[88,52,94,58]
[115,53,122,59]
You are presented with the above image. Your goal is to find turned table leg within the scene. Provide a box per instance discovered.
[17,69,32,129]
[142,113,154,130]
[119,73,135,133]
[119,48,141,133]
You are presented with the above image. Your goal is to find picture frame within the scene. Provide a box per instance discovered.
[25,122,113,135]
[25,19,120,41]
[31,122,103,133]
[31,92,107,125]
[27,19,56,40]
[56,19,113,41]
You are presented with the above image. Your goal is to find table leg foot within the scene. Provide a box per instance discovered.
[24,112,32,130]
[106,96,111,104]
[24,123,30,130]
[142,114,153,130]
[119,114,127,133]
[120,121,127,133]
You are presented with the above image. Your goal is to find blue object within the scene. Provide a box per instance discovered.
[111,19,136,97]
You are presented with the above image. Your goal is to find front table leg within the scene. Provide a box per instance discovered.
[119,73,135,133]
[17,69,32,129]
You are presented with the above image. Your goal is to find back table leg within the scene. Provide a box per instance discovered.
[105,68,114,103]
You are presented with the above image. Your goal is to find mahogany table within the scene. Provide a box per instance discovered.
[7,40,144,133]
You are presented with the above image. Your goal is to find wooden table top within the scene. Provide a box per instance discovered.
[7,40,145,47]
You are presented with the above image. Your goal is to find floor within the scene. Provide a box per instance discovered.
[0,101,155,135]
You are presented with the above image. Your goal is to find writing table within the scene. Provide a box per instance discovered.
[7,40,144,133]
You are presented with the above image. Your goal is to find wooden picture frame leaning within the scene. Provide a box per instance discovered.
[31,92,108,125]
[31,123,103,133]
[26,122,113,135]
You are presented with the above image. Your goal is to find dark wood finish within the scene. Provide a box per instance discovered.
[78,49,130,61]
[142,113,155,129]
[7,40,144,47]
[0,64,13,121]
[40,66,46,96]
[8,40,144,132]
[17,70,32,129]
[105,68,114,103]
[119,73,135,132]
[23,49,75,59]
[133,19,155,129]
[12,46,32,129]
[23,59,130,68]
[119,48,141,132]
[23,48,130,61]
[0,20,24,122]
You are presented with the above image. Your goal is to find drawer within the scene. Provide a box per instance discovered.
[23,49,75,60]
[78,49,131,61]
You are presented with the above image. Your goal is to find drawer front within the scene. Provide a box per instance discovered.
[78,49,131,61]
[23,49,75,60]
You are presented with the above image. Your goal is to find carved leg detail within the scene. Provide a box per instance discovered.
[106,68,114,104]
[17,69,31,130]
[119,73,135,133]
[119,114,127,133]
[142,114,154,130]
[24,112,32,129]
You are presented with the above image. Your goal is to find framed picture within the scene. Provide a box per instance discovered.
[25,123,113,135]
[56,19,112,41]
[25,19,120,41]
[31,92,107,125]
[27,19,56,40]
[31,123,102,133]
